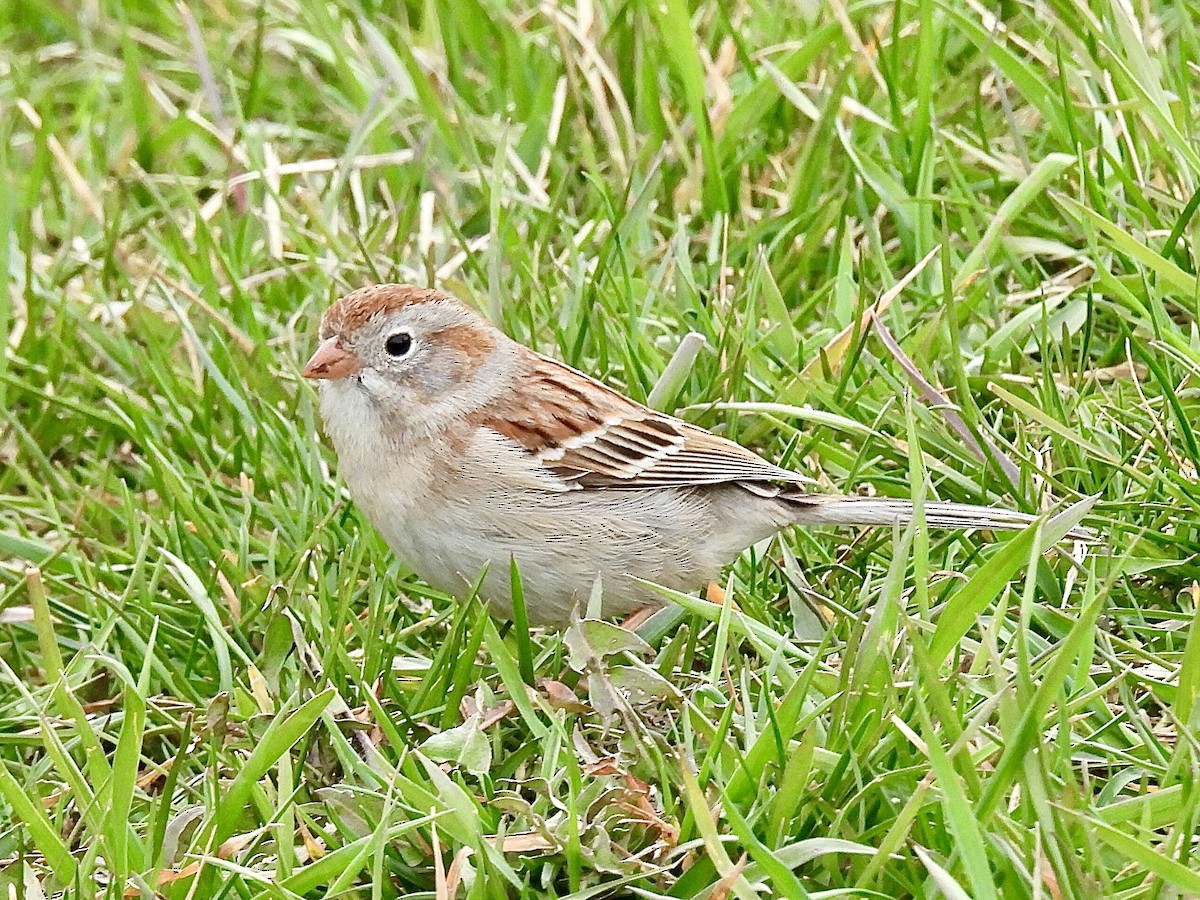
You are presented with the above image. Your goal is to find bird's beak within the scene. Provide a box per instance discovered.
[303,337,362,380]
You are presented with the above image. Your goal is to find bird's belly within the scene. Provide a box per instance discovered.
[360,485,738,625]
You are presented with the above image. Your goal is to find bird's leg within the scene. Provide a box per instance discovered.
[619,582,732,631]
[618,605,658,631]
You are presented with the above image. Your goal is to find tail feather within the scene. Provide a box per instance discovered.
[784,494,1095,541]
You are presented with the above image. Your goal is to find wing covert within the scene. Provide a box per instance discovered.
[479,352,807,490]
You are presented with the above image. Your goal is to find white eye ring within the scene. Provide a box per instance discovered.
[385,332,413,357]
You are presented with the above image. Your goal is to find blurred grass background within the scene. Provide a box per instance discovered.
[2,0,1200,896]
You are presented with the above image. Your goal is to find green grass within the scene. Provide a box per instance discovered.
[2,0,1200,896]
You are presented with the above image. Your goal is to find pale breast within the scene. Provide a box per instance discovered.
[362,429,698,621]
[323,396,782,625]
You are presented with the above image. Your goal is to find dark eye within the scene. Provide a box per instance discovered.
[385,332,413,358]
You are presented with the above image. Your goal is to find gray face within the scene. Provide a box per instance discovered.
[337,312,426,404]
[334,304,461,398]
[318,301,509,445]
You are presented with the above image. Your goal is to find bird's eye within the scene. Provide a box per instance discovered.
[385,332,413,358]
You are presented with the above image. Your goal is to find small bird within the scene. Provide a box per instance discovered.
[304,284,1087,627]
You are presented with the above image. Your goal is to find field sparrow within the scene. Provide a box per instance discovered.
[305,284,1088,626]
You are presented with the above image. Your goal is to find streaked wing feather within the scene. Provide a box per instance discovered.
[480,351,807,490]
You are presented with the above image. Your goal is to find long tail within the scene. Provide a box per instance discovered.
[783,494,1095,541]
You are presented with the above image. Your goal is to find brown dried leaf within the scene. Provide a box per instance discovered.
[709,853,749,900]
[583,757,621,777]
[433,824,448,900]
[136,758,172,791]
[444,846,473,897]
[479,699,517,729]
[539,680,589,713]
[216,570,241,623]
[486,832,555,854]
[583,759,678,847]
[125,860,201,896]
[298,819,325,861]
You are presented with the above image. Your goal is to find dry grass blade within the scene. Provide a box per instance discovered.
[872,312,1022,491]
[799,244,940,382]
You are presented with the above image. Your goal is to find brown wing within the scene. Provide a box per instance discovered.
[480,352,807,490]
